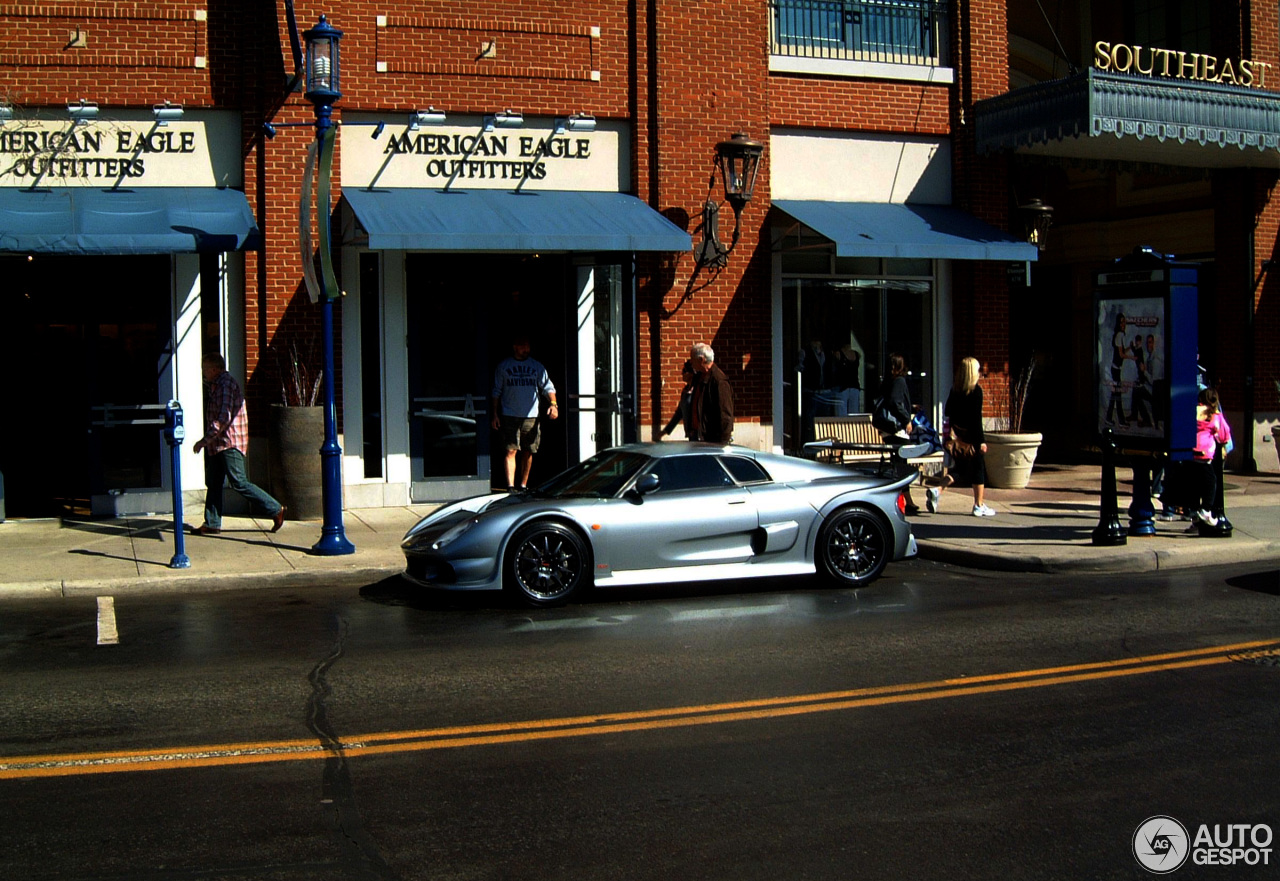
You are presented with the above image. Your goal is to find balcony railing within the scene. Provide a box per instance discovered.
[769,0,950,67]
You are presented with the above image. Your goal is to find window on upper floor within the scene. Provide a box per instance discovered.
[768,0,951,68]
[1131,0,1211,56]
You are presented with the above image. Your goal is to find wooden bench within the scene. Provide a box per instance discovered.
[811,414,947,483]
[812,415,889,468]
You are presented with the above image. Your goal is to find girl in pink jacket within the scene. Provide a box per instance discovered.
[1189,388,1232,526]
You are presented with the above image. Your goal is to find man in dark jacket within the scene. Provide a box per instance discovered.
[688,342,734,444]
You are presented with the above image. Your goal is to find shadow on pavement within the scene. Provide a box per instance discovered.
[1225,570,1280,596]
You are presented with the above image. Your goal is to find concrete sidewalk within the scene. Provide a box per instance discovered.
[1,464,1278,599]
[910,463,1280,574]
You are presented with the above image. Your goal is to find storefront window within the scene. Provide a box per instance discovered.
[782,259,934,452]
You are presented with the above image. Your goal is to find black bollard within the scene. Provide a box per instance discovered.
[1093,429,1127,545]
[1198,442,1233,538]
[1128,457,1156,537]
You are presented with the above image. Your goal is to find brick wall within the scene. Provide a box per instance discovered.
[951,0,1013,419]
[638,0,772,433]
[1250,0,1280,421]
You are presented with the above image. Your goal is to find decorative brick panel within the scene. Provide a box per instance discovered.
[375,16,599,82]
[0,4,206,70]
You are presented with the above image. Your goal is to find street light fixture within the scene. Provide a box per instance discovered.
[695,131,764,269]
[1018,198,1055,251]
[303,13,354,556]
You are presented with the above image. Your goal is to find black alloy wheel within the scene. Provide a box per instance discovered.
[505,521,590,607]
[816,506,891,586]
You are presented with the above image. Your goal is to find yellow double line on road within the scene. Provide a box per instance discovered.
[3,639,1276,781]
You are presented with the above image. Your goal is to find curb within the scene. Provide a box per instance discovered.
[917,537,1280,574]
[0,564,405,600]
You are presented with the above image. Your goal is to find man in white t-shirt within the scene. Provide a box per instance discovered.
[491,335,558,491]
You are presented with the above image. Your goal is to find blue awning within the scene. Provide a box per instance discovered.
[774,201,1038,261]
[342,188,692,252]
[0,187,259,255]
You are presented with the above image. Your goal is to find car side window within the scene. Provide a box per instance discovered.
[647,456,735,492]
[719,456,770,484]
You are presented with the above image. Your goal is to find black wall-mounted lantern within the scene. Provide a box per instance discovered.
[696,132,765,269]
[1018,198,1054,251]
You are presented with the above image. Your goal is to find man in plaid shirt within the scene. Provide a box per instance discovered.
[192,353,285,535]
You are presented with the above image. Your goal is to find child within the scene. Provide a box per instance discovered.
[1188,388,1232,527]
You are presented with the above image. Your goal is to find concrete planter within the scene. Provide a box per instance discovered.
[269,405,324,520]
[984,431,1043,489]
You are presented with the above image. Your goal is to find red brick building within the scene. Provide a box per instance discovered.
[1,0,1275,519]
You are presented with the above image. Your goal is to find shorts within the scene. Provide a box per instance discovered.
[501,415,541,453]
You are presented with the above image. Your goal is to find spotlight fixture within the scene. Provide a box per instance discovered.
[553,112,597,134]
[372,121,385,138]
[262,122,277,139]
[0,102,12,123]
[410,107,447,130]
[483,109,523,131]
[152,101,184,124]
[66,99,99,121]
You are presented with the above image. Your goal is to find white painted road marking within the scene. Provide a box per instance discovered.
[96,596,118,645]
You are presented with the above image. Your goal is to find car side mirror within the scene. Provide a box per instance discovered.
[626,472,660,502]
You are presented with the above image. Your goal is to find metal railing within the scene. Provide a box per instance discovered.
[769,0,950,67]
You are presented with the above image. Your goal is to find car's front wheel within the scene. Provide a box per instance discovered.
[504,521,590,607]
[816,506,890,586]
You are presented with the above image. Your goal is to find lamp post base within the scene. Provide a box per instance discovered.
[310,439,355,556]
[311,530,356,556]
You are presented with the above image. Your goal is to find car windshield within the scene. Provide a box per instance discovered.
[533,450,651,498]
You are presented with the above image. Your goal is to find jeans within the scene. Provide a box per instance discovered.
[203,448,281,529]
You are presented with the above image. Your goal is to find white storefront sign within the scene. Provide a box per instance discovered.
[0,111,241,188]
[340,114,627,191]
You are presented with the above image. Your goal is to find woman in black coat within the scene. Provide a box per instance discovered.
[875,353,919,514]
[941,356,994,517]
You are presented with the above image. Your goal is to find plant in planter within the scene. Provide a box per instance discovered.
[986,360,1043,489]
[269,339,325,519]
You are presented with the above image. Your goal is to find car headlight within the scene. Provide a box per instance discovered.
[432,517,477,550]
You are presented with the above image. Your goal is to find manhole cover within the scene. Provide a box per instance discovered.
[1229,648,1280,668]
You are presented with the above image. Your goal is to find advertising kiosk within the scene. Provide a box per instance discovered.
[1092,248,1202,541]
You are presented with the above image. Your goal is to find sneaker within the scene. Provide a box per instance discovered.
[896,443,933,460]
[1156,511,1177,522]
[1194,509,1218,527]
[926,486,940,514]
[904,504,920,516]
[972,504,996,517]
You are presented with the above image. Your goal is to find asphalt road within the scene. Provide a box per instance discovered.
[1,558,1278,881]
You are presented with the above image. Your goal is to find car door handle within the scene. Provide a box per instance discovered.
[728,499,746,505]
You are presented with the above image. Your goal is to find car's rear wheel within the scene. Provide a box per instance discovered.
[505,521,590,607]
[816,506,891,586]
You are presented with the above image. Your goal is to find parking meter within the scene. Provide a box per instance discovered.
[164,400,191,569]
[164,400,186,445]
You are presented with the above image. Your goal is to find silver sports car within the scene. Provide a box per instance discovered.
[401,442,917,606]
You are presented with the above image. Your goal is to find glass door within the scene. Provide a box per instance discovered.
[570,264,627,459]
[405,255,491,500]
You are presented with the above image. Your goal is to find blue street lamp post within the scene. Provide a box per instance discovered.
[304,15,354,555]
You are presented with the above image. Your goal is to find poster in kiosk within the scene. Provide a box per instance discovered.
[1093,247,1198,459]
